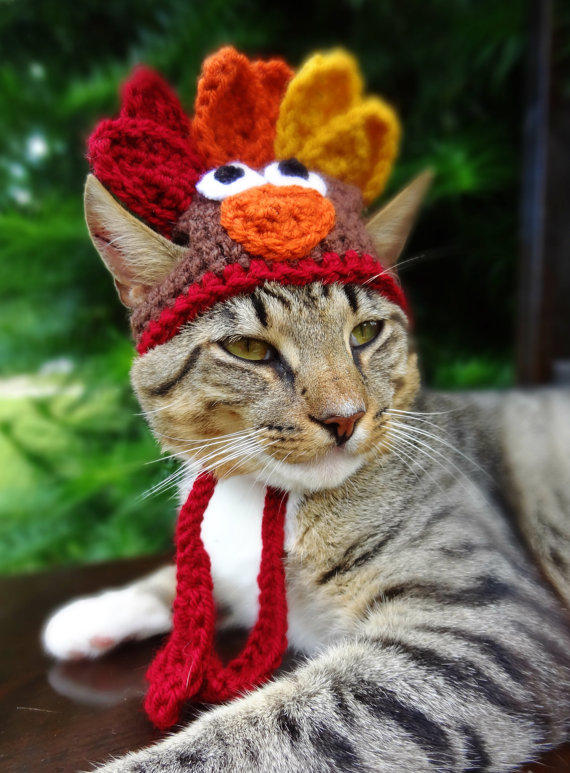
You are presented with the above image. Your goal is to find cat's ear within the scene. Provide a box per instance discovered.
[365,170,433,269]
[84,174,188,308]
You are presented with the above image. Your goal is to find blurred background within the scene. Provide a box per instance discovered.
[1,0,568,573]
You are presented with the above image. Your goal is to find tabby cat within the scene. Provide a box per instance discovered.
[42,165,570,772]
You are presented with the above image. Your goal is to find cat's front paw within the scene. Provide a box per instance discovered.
[42,587,172,660]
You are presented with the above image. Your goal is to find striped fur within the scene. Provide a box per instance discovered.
[83,282,569,771]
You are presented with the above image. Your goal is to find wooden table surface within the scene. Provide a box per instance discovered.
[1,554,569,773]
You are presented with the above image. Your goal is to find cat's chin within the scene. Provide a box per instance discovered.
[254,447,365,493]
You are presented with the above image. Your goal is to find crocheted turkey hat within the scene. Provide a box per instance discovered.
[86,46,407,731]
[88,47,406,357]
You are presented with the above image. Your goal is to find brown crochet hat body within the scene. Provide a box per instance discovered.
[130,175,383,345]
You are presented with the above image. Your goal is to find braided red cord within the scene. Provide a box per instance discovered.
[144,471,217,728]
[137,250,407,355]
[144,473,289,729]
[199,486,288,702]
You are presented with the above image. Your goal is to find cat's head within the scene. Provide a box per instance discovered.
[84,47,431,492]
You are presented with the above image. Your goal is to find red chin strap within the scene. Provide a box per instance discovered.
[144,471,289,729]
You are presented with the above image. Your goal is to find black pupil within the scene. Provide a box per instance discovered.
[278,158,309,180]
[214,165,245,184]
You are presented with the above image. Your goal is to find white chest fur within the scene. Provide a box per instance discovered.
[42,473,348,662]
[200,476,267,628]
[191,474,352,654]
[194,475,297,626]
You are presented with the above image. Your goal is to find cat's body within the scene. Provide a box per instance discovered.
[44,283,570,773]
[42,49,570,771]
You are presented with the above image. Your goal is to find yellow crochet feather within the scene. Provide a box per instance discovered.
[275,50,401,205]
[275,50,362,159]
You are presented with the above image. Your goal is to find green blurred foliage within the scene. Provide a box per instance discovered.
[1,0,568,572]
[0,351,177,572]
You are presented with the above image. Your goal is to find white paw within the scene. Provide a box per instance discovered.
[42,587,172,661]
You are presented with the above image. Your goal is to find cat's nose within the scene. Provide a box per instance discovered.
[319,411,366,445]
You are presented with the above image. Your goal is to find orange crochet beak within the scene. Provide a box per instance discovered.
[220,184,336,262]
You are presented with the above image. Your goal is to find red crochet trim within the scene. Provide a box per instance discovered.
[137,250,407,354]
[145,472,288,729]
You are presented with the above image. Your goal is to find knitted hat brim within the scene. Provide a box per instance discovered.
[137,249,407,355]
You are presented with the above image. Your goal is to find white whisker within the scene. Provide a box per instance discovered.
[379,250,449,277]
[172,431,268,467]
[144,452,185,466]
[385,410,449,434]
[379,438,420,482]
[187,436,260,462]
[381,434,445,493]
[362,269,389,286]
[135,401,179,417]
[385,425,478,498]
[187,438,263,471]
[388,419,491,480]
[388,407,462,417]
[220,441,279,478]
[141,465,189,500]
[253,454,282,489]
[154,426,264,448]
[183,427,265,447]
[252,448,293,488]
[140,428,273,499]
[262,450,294,489]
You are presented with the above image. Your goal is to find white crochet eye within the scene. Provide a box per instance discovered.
[196,163,265,201]
[264,159,327,196]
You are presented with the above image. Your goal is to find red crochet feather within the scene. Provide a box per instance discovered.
[87,67,205,238]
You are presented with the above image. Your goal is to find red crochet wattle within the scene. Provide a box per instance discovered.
[137,250,407,354]
[145,471,289,730]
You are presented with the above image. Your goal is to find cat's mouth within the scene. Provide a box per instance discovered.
[254,445,365,493]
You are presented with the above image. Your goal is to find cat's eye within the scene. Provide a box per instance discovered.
[197,163,265,201]
[222,337,276,362]
[263,159,327,196]
[350,320,383,348]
